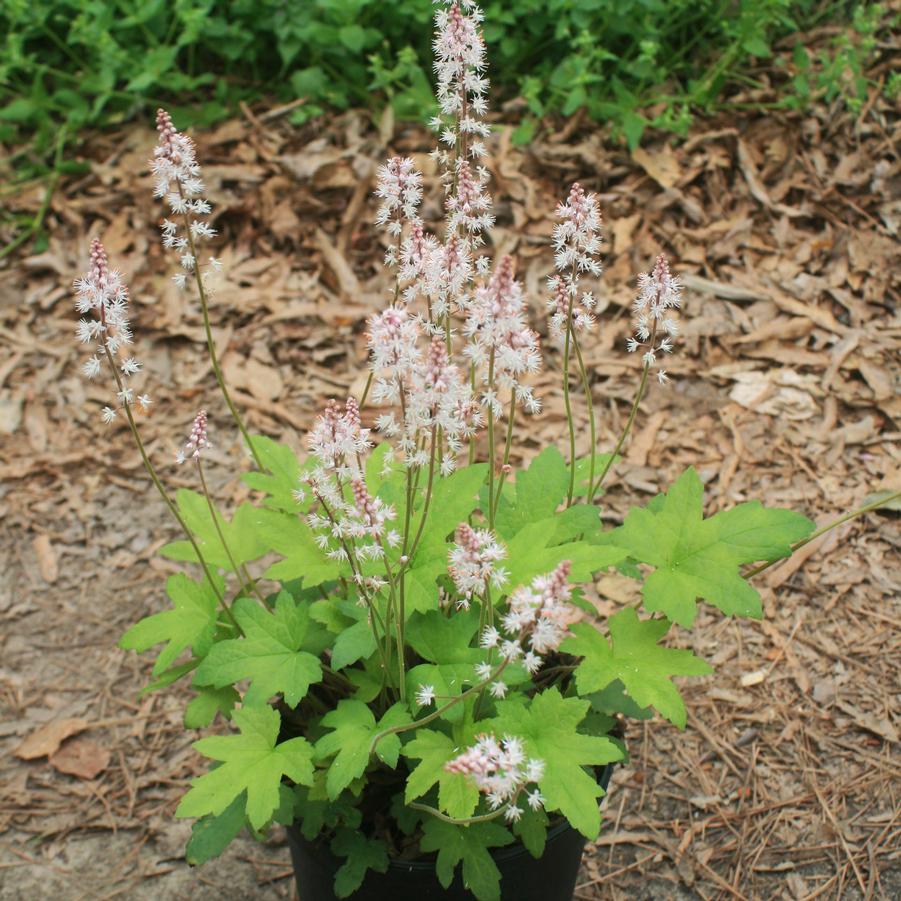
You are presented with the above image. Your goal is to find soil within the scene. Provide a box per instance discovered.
[1,22,900,901]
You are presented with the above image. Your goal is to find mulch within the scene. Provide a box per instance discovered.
[1,21,899,901]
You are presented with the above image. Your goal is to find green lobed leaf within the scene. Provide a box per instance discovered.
[562,610,713,729]
[608,467,814,626]
[184,685,239,729]
[504,518,628,587]
[402,728,479,819]
[331,618,377,671]
[242,435,307,513]
[568,453,617,498]
[176,705,314,830]
[492,688,623,839]
[160,491,268,570]
[494,446,568,538]
[194,592,322,707]
[253,508,341,586]
[411,464,488,557]
[119,572,223,675]
[331,828,389,898]
[315,700,411,799]
[420,819,514,901]
[185,792,246,865]
[513,804,548,859]
[293,784,362,840]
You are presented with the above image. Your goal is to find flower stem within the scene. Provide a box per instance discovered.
[100,345,242,635]
[571,329,598,503]
[562,294,577,507]
[486,349,497,527]
[493,393,517,513]
[746,490,901,579]
[369,656,511,753]
[409,801,510,826]
[181,213,264,470]
[406,426,439,563]
[594,362,650,493]
[196,458,267,606]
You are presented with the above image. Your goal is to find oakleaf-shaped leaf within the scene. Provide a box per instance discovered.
[119,573,222,675]
[492,688,622,839]
[194,592,322,706]
[176,705,314,830]
[420,819,513,901]
[562,610,712,728]
[608,467,814,626]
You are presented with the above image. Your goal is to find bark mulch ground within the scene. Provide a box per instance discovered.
[1,32,899,901]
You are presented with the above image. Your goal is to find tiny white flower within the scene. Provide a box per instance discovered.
[504,804,523,823]
[474,662,493,681]
[415,684,436,708]
[489,680,507,699]
[81,356,101,379]
[101,406,117,424]
[480,626,500,649]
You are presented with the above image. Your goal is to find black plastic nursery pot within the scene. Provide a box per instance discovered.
[286,764,613,901]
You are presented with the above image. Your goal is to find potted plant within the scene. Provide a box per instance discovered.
[71,2,895,899]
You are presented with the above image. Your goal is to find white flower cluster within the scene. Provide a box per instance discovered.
[375,157,423,236]
[628,254,681,385]
[480,561,574,688]
[432,1,490,163]
[448,523,507,607]
[445,734,545,823]
[445,159,493,238]
[74,238,151,424]
[303,398,398,573]
[547,183,603,344]
[368,310,481,474]
[306,397,371,478]
[151,109,221,292]
[463,255,542,416]
[376,157,424,267]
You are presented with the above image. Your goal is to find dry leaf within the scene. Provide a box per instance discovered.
[243,357,284,403]
[16,718,89,760]
[833,701,899,744]
[631,145,681,189]
[49,737,111,779]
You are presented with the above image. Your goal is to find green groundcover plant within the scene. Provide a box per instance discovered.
[70,3,895,899]
[3,0,883,174]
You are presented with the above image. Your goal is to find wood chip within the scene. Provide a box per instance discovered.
[32,533,58,584]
